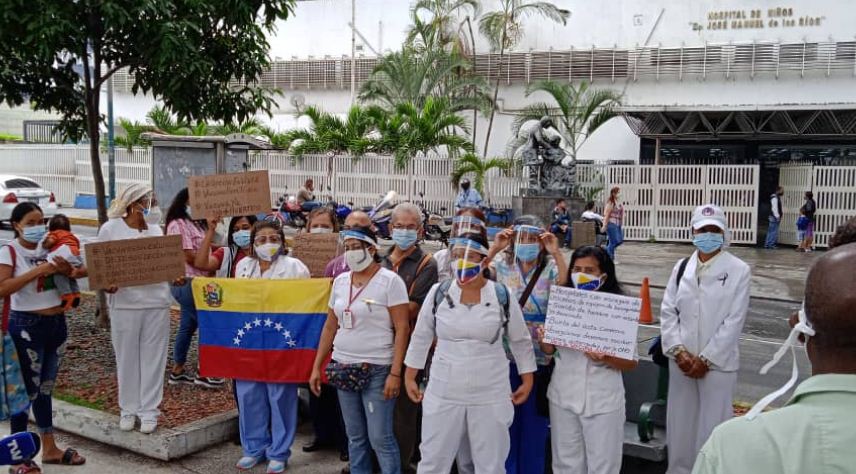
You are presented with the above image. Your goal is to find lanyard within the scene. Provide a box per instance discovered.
[347,268,379,310]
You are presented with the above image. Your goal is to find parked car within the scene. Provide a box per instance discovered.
[0,175,58,224]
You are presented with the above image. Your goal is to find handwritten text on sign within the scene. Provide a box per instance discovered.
[291,233,340,277]
[84,235,186,290]
[544,286,641,360]
[188,170,272,219]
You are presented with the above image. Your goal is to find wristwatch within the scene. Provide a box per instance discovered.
[666,344,688,357]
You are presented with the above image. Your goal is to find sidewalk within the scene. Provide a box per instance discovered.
[58,207,100,227]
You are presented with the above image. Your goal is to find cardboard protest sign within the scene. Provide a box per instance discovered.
[188,170,271,219]
[291,232,340,277]
[84,235,185,290]
[543,285,641,360]
[571,221,596,248]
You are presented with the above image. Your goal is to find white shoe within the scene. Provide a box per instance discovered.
[139,419,158,434]
[119,415,136,431]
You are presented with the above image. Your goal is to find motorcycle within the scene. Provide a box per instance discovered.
[415,192,450,245]
[368,190,398,239]
[320,186,353,225]
[269,187,307,228]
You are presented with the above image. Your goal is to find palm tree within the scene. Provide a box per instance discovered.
[450,153,513,197]
[277,105,385,157]
[145,105,192,135]
[407,0,481,55]
[383,97,475,168]
[479,0,570,156]
[509,80,621,161]
[115,118,155,151]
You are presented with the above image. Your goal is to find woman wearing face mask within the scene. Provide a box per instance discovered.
[305,207,340,234]
[309,227,411,474]
[433,208,487,282]
[404,232,536,473]
[97,184,174,435]
[602,187,624,261]
[487,215,567,474]
[536,245,637,474]
[165,188,223,389]
[233,220,310,473]
[194,215,259,278]
[659,204,750,474]
[0,202,87,471]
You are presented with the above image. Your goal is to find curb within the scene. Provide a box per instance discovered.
[46,399,237,461]
[68,216,100,228]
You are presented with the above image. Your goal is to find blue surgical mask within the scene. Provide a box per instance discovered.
[21,225,47,244]
[515,243,541,262]
[233,230,251,248]
[186,205,192,217]
[693,232,724,254]
[392,229,418,250]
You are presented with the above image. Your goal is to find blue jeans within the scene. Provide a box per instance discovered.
[550,223,571,246]
[8,311,68,434]
[171,278,198,367]
[301,201,322,212]
[337,365,400,474]
[236,380,299,463]
[606,223,623,259]
[505,363,549,474]
[765,218,780,248]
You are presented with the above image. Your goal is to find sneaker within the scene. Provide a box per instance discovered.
[236,456,262,471]
[139,419,158,434]
[194,376,225,389]
[119,415,136,431]
[267,460,286,474]
[168,371,194,385]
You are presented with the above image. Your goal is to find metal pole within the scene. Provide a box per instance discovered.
[350,0,356,105]
[106,74,116,200]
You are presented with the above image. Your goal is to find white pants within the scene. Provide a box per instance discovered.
[666,361,737,474]
[110,307,171,421]
[417,397,514,474]
[550,402,624,474]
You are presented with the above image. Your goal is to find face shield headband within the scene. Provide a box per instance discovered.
[452,216,486,238]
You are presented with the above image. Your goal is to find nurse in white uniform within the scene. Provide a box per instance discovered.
[403,233,536,474]
[537,245,637,474]
[660,204,751,474]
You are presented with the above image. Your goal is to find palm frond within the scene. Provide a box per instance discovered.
[514,2,571,25]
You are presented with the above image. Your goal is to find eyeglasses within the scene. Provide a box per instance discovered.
[254,235,282,244]
[392,223,419,231]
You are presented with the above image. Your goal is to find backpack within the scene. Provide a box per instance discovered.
[431,279,511,341]
[649,257,690,368]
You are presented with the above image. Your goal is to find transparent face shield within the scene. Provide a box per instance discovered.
[452,216,486,238]
[449,237,489,286]
[513,224,544,264]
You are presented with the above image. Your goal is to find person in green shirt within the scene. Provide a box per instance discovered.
[693,244,856,474]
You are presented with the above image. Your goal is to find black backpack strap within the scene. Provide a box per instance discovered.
[432,279,454,316]
[675,257,689,292]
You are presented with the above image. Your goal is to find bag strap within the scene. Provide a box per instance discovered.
[432,279,454,316]
[2,244,16,332]
[494,282,510,329]
[518,255,547,308]
[407,252,433,297]
[675,257,689,292]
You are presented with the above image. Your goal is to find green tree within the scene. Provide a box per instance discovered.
[146,106,192,136]
[407,0,481,55]
[278,105,385,157]
[450,153,512,196]
[509,80,621,161]
[383,97,475,168]
[115,118,155,151]
[479,0,570,156]
[0,0,296,223]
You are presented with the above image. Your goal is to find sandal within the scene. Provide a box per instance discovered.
[9,460,41,474]
[42,448,86,466]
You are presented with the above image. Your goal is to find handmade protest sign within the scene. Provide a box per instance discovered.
[291,233,340,277]
[544,285,641,360]
[84,235,185,290]
[188,170,271,219]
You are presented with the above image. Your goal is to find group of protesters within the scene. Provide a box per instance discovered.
[1,180,855,474]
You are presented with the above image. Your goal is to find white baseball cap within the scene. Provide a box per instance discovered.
[691,204,727,231]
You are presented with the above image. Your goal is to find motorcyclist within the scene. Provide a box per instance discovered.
[455,178,483,211]
[297,178,321,211]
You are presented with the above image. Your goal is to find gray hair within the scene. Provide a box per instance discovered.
[392,202,423,228]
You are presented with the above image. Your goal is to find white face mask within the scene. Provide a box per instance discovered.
[254,243,281,262]
[144,206,162,224]
[345,248,373,272]
[309,227,333,234]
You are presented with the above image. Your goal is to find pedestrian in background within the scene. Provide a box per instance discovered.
[764,186,783,249]
[433,208,487,282]
[797,191,817,252]
[659,204,751,474]
[550,198,572,248]
[454,178,483,211]
[602,187,624,261]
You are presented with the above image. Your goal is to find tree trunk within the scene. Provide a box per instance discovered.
[466,17,478,148]
[86,90,111,329]
[482,29,508,158]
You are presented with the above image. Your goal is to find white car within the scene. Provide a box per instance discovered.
[0,175,59,224]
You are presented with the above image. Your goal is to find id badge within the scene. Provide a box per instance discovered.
[342,309,354,329]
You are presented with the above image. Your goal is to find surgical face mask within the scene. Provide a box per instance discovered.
[254,243,281,261]
[571,272,605,291]
[461,183,470,191]
[744,306,815,420]
[515,243,541,262]
[452,258,482,285]
[21,225,46,244]
[233,230,251,248]
[185,205,192,217]
[345,248,373,272]
[144,206,162,224]
[309,227,333,234]
[392,229,418,250]
[692,232,724,254]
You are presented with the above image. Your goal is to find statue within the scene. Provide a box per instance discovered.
[514,116,577,196]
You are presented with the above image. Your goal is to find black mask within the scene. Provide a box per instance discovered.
[461,183,470,191]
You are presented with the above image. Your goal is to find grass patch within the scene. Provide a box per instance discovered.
[54,391,105,411]
[0,133,22,142]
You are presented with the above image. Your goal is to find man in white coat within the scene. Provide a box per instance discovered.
[659,204,751,474]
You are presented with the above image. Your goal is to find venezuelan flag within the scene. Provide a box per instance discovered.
[193,277,331,383]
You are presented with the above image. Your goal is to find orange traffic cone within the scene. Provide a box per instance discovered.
[639,277,654,324]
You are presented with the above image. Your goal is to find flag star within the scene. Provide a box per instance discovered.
[283,330,292,339]
[237,329,245,337]
[244,322,252,330]
[233,337,241,345]
[274,322,283,331]
[254,318,262,327]
[264,318,273,327]
[287,339,297,347]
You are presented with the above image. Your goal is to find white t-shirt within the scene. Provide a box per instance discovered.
[96,218,173,310]
[235,255,310,280]
[329,267,409,365]
[0,240,61,312]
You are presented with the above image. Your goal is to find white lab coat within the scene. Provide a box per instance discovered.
[659,250,750,474]
[404,280,536,474]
